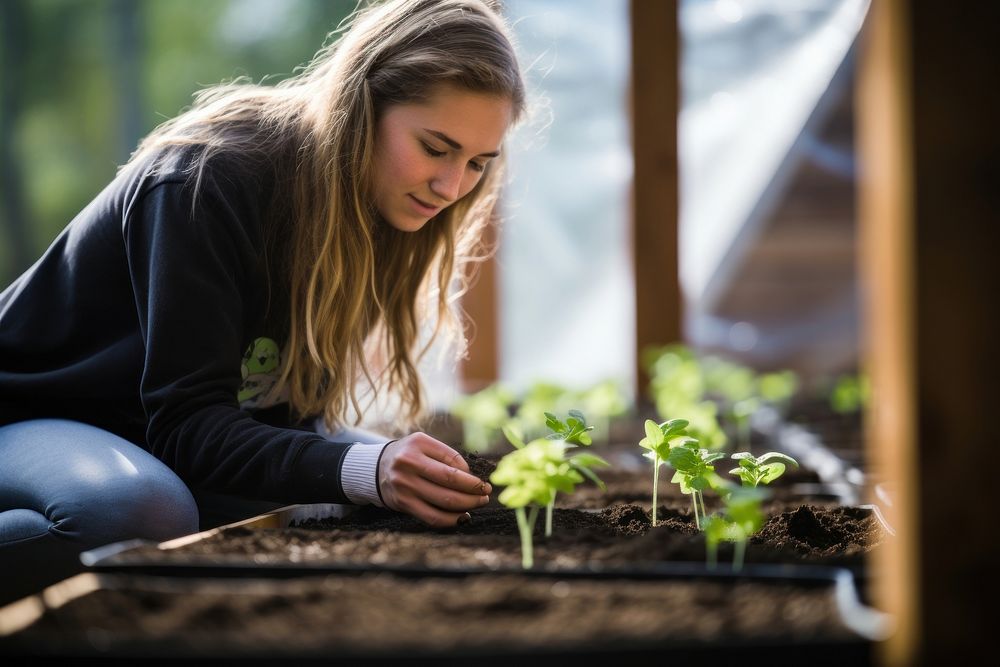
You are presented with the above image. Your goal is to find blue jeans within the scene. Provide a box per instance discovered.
[0,419,202,605]
[0,418,389,605]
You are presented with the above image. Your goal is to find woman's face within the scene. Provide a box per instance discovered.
[372,85,514,232]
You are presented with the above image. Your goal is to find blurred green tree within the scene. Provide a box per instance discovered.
[0,0,355,286]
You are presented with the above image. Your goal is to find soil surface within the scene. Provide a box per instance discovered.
[112,503,885,572]
[6,571,862,661]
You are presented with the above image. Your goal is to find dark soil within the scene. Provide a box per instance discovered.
[4,571,863,661]
[111,503,885,571]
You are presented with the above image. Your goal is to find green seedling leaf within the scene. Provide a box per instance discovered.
[545,410,594,447]
[662,418,690,436]
[664,438,720,530]
[666,445,700,472]
[544,412,565,433]
[702,451,726,465]
[667,435,699,448]
[497,484,536,508]
[491,438,570,508]
[639,419,674,461]
[727,451,799,487]
[642,419,665,447]
[755,452,799,467]
[758,462,786,485]
[689,476,710,491]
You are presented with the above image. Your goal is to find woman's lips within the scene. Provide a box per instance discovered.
[408,194,440,216]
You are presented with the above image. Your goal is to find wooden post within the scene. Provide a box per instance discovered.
[458,220,499,393]
[630,0,682,399]
[857,0,917,662]
[858,1,1000,663]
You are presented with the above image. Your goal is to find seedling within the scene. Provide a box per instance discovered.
[539,410,604,535]
[830,373,870,414]
[639,418,696,526]
[646,347,803,452]
[647,346,706,410]
[666,440,726,530]
[575,380,629,443]
[501,410,607,537]
[510,380,629,444]
[758,370,799,414]
[730,396,760,449]
[490,437,606,568]
[702,356,757,406]
[511,381,569,438]
[702,356,760,450]
[449,383,515,452]
[655,395,728,451]
[704,486,766,571]
[729,452,799,487]
[645,346,727,451]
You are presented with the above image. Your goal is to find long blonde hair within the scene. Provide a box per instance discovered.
[127,0,525,430]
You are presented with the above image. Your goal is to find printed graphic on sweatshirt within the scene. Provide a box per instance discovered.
[238,337,287,409]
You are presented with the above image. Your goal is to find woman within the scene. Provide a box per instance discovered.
[0,0,525,596]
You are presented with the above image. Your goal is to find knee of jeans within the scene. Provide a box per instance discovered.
[53,471,200,548]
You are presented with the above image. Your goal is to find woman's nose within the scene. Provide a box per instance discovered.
[429,164,463,204]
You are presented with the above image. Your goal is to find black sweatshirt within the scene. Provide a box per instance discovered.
[0,146,358,504]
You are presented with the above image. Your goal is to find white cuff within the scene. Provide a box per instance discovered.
[341,442,389,507]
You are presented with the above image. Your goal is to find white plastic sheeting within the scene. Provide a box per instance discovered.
[498,0,634,398]
[680,0,870,319]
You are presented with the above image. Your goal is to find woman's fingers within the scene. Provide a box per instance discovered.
[402,503,470,529]
[416,436,471,472]
[411,433,491,493]
[377,433,490,527]
[398,474,490,513]
[388,433,490,493]
[419,457,491,495]
[382,473,481,527]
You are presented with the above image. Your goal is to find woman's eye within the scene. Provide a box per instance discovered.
[421,142,446,158]
[468,161,486,173]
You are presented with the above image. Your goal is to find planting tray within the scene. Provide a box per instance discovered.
[0,563,890,664]
[80,499,890,582]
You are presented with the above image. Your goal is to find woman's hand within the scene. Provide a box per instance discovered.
[377,432,491,527]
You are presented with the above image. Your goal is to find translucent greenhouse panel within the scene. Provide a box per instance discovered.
[499,0,634,400]
[679,0,870,348]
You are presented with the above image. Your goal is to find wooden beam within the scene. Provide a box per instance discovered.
[458,220,498,393]
[857,0,917,663]
[859,1,1000,663]
[630,0,681,398]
